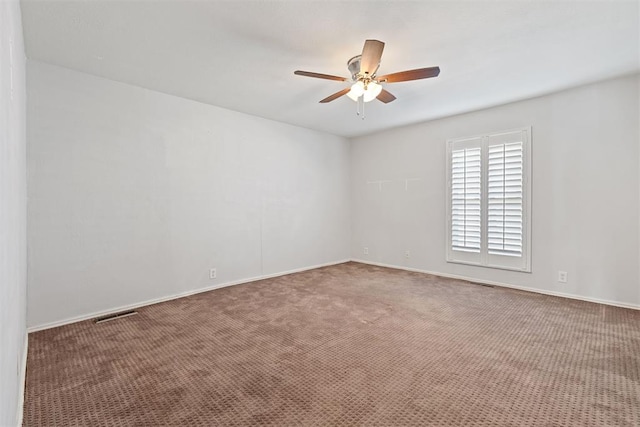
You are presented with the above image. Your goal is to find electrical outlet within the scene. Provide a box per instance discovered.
[405,250,410,259]
[209,268,217,279]
[558,271,567,283]
[363,247,369,255]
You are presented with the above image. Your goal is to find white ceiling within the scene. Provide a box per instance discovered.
[21,0,640,137]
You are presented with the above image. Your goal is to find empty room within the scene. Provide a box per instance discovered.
[1,0,639,425]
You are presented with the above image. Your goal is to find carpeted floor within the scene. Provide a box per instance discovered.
[24,262,640,426]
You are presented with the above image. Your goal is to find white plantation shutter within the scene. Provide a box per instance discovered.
[487,142,523,256]
[451,147,481,253]
[447,128,530,272]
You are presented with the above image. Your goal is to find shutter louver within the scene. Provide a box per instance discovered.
[451,147,481,253]
[487,141,523,257]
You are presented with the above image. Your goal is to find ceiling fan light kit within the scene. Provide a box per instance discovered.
[346,80,382,102]
[294,39,440,119]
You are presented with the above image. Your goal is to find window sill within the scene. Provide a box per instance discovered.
[446,258,532,273]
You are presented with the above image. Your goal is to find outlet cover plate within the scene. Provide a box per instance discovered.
[558,271,567,283]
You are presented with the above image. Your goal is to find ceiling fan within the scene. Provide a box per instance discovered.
[294,39,440,116]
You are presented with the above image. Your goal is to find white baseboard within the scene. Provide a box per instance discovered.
[27,257,638,334]
[351,259,640,311]
[16,332,28,427]
[27,259,351,333]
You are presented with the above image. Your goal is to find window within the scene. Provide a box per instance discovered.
[446,128,531,272]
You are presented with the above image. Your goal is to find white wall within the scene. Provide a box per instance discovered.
[351,74,640,307]
[25,59,640,334]
[0,0,27,425]
[27,61,350,329]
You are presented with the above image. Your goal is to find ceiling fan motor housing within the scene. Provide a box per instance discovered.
[347,55,362,81]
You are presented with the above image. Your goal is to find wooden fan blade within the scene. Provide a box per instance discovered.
[319,88,351,103]
[294,70,347,81]
[377,66,440,83]
[360,40,385,76]
[376,89,396,103]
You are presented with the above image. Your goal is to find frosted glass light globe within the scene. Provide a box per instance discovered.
[363,82,383,102]
[347,81,365,101]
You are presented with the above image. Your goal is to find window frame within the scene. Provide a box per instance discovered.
[445,127,532,273]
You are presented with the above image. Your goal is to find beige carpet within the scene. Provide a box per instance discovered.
[24,262,640,426]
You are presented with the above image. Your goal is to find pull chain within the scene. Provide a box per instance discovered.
[356,96,365,120]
